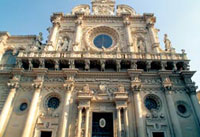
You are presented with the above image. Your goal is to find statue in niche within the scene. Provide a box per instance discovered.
[57,37,70,51]
[164,34,172,51]
[63,37,69,50]
[137,39,145,52]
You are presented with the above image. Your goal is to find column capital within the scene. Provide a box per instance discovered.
[32,75,44,89]
[185,86,197,95]
[162,77,173,91]
[122,13,131,26]
[63,80,75,91]
[131,76,142,92]
[32,80,43,89]
[7,74,21,89]
[78,106,83,110]
[144,13,156,28]
[51,14,63,27]
[62,68,78,79]
[7,80,19,89]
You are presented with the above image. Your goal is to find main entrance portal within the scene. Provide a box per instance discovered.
[92,112,113,137]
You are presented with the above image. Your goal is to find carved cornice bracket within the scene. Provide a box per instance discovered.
[162,77,172,91]
[63,80,75,91]
[144,13,156,28]
[51,13,63,27]
[62,68,78,80]
[122,13,131,26]
[7,80,19,89]
[32,80,43,89]
[131,77,142,92]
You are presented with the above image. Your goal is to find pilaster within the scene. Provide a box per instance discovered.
[21,69,46,137]
[0,69,22,137]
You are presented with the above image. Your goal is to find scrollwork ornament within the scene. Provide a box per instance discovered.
[7,81,19,89]
[131,77,142,91]
[32,82,43,89]
[162,77,172,91]
[185,86,197,95]
[63,82,74,91]
[52,16,61,26]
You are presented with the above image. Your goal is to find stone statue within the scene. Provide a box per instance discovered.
[57,37,70,51]
[164,34,172,51]
[35,32,43,48]
[100,60,105,71]
[85,60,90,71]
[63,37,69,51]
[131,61,137,69]
[138,40,145,52]
[37,32,43,43]
[57,37,63,51]
[116,60,121,72]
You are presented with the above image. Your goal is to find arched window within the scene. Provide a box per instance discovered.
[1,50,16,65]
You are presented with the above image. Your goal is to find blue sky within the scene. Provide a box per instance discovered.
[0,0,200,90]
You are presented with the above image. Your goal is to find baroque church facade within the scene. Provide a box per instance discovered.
[0,0,200,137]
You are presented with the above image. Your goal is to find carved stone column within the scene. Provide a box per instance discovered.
[85,107,90,137]
[114,85,129,137]
[186,87,200,125]
[48,14,62,48]
[128,69,145,137]
[77,83,92,137]
[22,69,46,137]
[161,76,183,137]
[77,107,83,137]
[0,75,20,137]
[124,107,130,137]
[74,13,84,51]
[122,13,133,52]
[58,78,75,137]
[181,71,200,124]
[117,108,122,137]
[144,14,160,53]
[131,77,146,137]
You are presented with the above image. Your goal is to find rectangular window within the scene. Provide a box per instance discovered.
[40,131,52,137]
[153,132,165,137]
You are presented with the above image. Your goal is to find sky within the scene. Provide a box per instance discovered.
[0,0,200,90]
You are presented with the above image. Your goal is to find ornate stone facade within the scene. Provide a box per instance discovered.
[0,0,200,137]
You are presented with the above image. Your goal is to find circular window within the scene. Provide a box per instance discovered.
[176,101,191,118]
[177,104,187,114]
[144,94,161,111]
[47,97,60,109]
[85,26,119,52]
[93,34,113,49]
[19,102,28,111]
